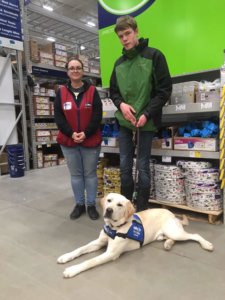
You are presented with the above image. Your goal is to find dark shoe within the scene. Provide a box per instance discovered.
[87,206,99,220]
[70,204,85,219]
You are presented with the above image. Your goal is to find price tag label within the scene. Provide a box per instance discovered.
[189,151,201,158]
[200,102,212,110]
[175,104,186,111]
[162,156,172,163]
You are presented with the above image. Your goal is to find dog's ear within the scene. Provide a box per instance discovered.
[125,201,135,220]
[100,195,106,209]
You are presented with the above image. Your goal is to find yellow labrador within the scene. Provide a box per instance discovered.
[57,193,213,278]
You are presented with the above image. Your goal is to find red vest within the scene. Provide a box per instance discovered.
[57,85,102,147]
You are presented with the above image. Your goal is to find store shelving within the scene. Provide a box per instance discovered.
[28,63,102,169]
[101,95,223,223]
[31,62,100,79]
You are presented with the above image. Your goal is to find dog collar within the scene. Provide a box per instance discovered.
[103,214,144,247]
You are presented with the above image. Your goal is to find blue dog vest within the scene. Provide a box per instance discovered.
[103,214,144,247]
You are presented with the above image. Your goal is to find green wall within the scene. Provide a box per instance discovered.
[99,0,225,87]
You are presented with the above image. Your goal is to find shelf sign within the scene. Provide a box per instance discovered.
[200,102,212,110]
[0,0,23,50]
[189,151,201,158]
[175,104,186,111]
[32,66,67,78]
[162,156,172,163]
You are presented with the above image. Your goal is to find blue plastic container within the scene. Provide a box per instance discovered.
[7,144,25,178]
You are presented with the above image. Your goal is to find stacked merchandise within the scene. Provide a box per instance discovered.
[101,122,119,147]
[97,158,108,198]
[154,164,186,205]
[53,43,68,68]
[33,95,51,116]
[29,40,39,62]
[103,167,120,196]
[177,160,222,211]
[149,159,157,199]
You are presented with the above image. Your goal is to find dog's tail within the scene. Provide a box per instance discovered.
[180,214,189,226]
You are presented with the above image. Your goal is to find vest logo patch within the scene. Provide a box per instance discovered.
[63,102,72,110]
[103,214,144,246]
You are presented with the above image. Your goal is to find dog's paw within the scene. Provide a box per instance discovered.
[164,239,175,250]
[203,241,214,252]
[57,253,73,264]
[63,266,80,278]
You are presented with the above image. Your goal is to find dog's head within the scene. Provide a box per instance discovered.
[100,193,135,228]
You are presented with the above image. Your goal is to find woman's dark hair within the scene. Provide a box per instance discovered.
[65,57,84,69]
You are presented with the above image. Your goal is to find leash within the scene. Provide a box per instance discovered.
[132,127,140,205]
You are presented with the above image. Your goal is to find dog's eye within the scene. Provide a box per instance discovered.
[117,203,123,207]
[107,199,112,203]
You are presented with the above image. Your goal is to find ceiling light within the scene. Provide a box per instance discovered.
[87,21,96,27]
[43,5,53,12]
[80,45,85,50]
[47,37,55,42]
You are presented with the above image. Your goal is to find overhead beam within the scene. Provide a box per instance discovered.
[27,3,98,35]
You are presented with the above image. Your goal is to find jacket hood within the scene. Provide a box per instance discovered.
[67,78,92,92]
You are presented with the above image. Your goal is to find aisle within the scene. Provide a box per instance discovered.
[0,165,225,300]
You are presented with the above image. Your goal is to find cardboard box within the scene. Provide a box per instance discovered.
[171,81,198,104]
[161,137,173,149]
[40,57,54,66]
[54,54,67,62]
[174,136,218,151]
[30,40,39,62]
[39,43,54,54]
[0,153,8,174]
[54,60,66,68]
[40,51,54,59]
[152,139,162,149]
[195,91,220,102]
[36,130,51,137]
[54,43,67,51]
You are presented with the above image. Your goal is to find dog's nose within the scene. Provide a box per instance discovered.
[106,208,113,214]
[104,207,113,218]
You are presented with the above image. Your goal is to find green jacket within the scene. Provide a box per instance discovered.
[110,38,172,131]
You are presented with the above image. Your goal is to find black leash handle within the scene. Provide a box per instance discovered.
[132,127,140,204]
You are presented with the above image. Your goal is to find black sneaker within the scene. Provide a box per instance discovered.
[70,205,85,219]
[87,206,99,220]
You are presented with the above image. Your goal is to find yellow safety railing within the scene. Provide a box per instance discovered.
[220,86,225,189]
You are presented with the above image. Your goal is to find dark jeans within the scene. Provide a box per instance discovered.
[118,126,154,190]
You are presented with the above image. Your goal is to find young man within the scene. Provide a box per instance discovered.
[110,15,172,211]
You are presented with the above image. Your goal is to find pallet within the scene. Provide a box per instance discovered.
[149,199,223,225]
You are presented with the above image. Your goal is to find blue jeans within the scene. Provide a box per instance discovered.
[119,127,154,190]
[61,145,101,206]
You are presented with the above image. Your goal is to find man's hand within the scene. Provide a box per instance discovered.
[120,103,136,126]
[136,114,147,128]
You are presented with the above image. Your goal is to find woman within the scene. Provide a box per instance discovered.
[54,57,102,220]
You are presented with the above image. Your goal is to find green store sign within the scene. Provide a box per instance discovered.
[98,0,151,15]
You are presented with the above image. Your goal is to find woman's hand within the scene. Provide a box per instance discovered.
[72,132,86,143]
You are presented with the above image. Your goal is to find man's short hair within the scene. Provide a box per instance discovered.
[114,15,137,33]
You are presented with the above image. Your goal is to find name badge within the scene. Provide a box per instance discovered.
[63,102,72,110]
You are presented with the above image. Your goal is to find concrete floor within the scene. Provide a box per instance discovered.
[0,165,225,300]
